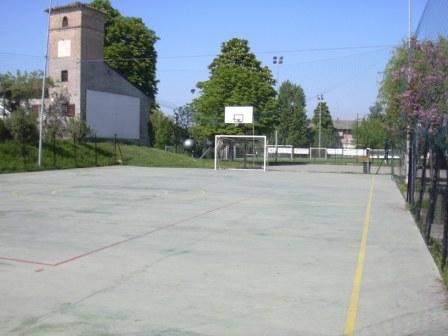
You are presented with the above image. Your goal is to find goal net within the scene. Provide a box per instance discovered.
[309,147,328,159]
[214,135,267,171]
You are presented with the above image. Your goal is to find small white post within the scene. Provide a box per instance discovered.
[263,136,267,172]
[214,135,218,170]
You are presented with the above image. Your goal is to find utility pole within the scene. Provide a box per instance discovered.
[317,94,324,158]
[38,0,52,166]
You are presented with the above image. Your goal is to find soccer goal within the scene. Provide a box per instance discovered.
[309,147,328,159]
[214,135,267,171]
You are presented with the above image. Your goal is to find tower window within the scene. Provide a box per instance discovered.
[62,16,68,27]
[61,70,68,82]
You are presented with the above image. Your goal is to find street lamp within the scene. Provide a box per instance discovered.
[317,94,324,158]
[272,56,283,89]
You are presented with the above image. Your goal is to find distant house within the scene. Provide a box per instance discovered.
[0,101,10,120]
[333,119,356,149]
[33,2,150,143]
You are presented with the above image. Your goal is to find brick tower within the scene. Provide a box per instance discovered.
[48,3,106,118]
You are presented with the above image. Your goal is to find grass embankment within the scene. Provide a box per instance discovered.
[0,140,213,173]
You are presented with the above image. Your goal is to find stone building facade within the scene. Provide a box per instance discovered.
[44,2,150,143]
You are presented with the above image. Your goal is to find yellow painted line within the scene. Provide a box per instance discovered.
[344,176,375,336]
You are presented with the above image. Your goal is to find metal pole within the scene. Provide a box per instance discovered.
[408,0,412,49]
[405,0,412,184]
[319,103,322,154]
[38,0,52,167]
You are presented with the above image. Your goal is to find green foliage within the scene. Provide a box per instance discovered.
[174,104,193,130]
[354,101,388,149]
[0,119,12,142]
[66,117,91,142]
[150,109,175,149]
[354,117,387,148]
[378,45,407,133]
[173,104,192,143]
[311,102,335,147]
[45,90,70,140]
[90,0,159,100]
[0,71,51,110]
[192,38,277,140]
[5,109,38,144]
[276,81,308,146]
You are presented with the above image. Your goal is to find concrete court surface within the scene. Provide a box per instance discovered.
[0,166,447,336]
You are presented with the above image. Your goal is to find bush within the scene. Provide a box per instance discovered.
[5,109,38,144]
[0,118,12,142]
[66,117,91,143]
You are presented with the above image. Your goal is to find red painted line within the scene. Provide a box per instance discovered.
[0,256,54,267]
[54,198,246,266]
[1,198,247,268]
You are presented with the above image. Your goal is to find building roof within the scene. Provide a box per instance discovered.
[46,2,106,16]
[333,119,356,130]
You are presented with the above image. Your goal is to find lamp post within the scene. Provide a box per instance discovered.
[273,56,283,162]
[189,88,195,128]
[317,94,324,158]
[38,0,52,166]
[272,56,283,89]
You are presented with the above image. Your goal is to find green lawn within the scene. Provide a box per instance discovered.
[0,140,214,173]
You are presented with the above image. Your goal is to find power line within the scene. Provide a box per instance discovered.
[0,43,397,63]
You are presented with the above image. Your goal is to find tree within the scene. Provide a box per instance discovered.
[90,0,159,101]
[0,71,51,111]
[45,90,70,141]
[173,104,192,146]
[353,101,388,149]
[0,118,12,142]
[276,81,308,146]
[150,109,175,149]
[354,117,387,149]
[311,101,335,147]
[5,109,38,144]
[379,46,408,134]
[192,38,277,140]
[174,104,193,130]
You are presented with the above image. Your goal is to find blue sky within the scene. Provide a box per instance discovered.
[0,0,427,120]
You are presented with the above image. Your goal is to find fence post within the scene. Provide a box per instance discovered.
[52,133,56,167]
[94,134,98,166]
[114,134,117,163]
[425,150,439,243]
[442,186,448,270]
[73,134,77,166]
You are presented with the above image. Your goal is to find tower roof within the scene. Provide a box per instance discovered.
[46,2,106,16]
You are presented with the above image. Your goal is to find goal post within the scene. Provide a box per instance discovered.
[214,135,267,171]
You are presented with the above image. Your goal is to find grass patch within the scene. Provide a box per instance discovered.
[0,140,214,173]
[429,241,448,288]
